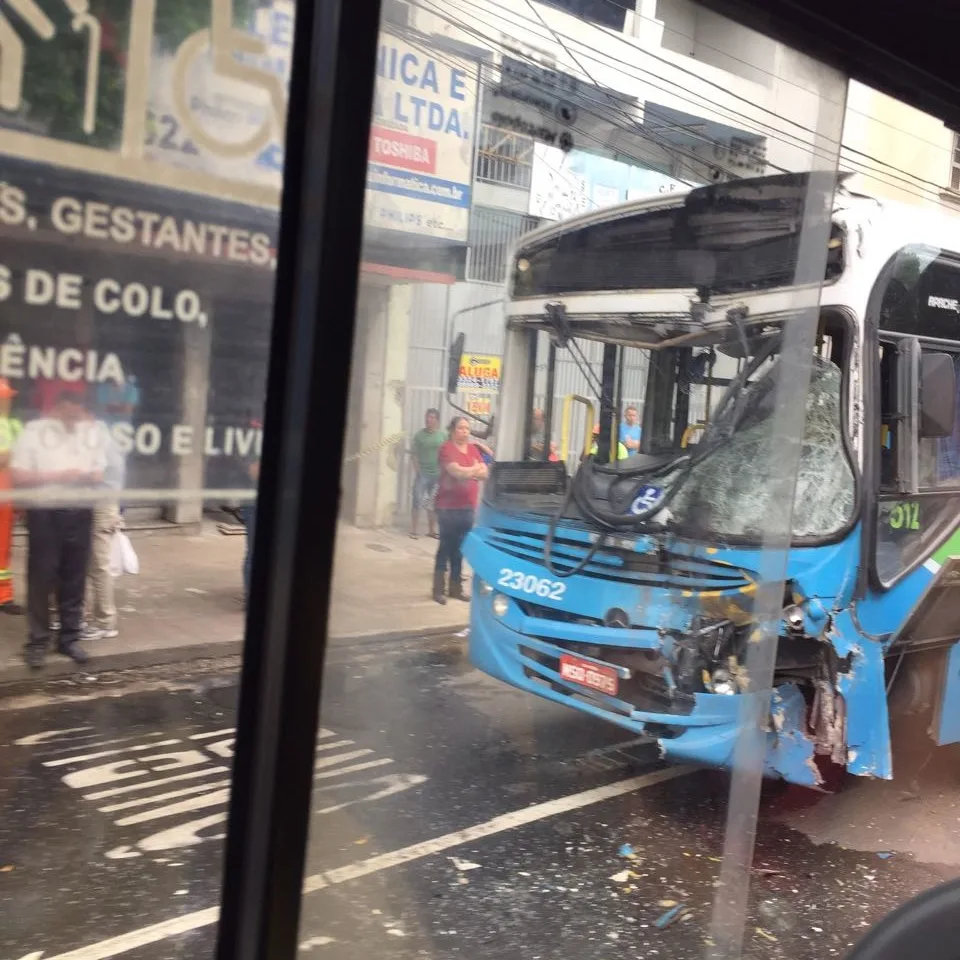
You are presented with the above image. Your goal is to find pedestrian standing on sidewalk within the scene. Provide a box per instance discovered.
[432,416,487,605]
[11,390,106,668]
[0,379,24,615]
[82,419,125,642]
[410,407,443,539]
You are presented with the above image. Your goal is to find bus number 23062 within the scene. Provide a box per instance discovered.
[497,569,566,600]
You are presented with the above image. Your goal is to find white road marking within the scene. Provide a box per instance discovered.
[39,733,171,757]
[21,765,694,960]
[14,727,93,746]
[314,739,355,752]
[187,728,236,741]
[83,767,230,801]
[115,789,230,827]
[314,774,428,815]
[299,935,336,949]
[314,749,373,770]
[99,781,232,813]
[313,758,394,780]
[44,741,181,767]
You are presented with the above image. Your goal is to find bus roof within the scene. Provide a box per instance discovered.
[507,172,960,317]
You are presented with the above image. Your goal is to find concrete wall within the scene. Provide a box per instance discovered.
[840,81,955,211]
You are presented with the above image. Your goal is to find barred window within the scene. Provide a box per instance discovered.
[475,124,535,189]
[467,206,542,284]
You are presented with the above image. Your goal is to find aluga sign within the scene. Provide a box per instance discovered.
[462,173,960,787]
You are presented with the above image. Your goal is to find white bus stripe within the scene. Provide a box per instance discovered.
[26,766,694,960]
[83,767,230,801]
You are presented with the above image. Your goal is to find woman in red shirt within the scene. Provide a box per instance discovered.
[433,416,488,604]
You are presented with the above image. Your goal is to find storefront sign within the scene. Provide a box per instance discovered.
[363,33,478,243]
[145,0,294,190]
[458,354,501,393]
[464,394,493,417]
[0,155,279,496]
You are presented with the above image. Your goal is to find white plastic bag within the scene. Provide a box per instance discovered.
[109,531,140,577]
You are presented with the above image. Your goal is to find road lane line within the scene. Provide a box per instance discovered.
[22,765,695,960]
[83,767,230,800]
[302,765,693,892]
[314,739,356,752]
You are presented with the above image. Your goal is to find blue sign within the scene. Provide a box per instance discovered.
[629,485,664,515]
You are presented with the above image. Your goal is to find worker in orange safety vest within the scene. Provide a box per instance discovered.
[0,379,23,614]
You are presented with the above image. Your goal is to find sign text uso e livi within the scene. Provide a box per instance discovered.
[0,157,279,493]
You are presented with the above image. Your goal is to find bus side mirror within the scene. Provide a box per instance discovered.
[447,332,465,396]
[920,353,956,438]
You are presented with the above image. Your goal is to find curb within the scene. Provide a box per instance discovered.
[0,623,468,686]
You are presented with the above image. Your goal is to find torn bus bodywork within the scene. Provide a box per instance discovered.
[466,509,889,789]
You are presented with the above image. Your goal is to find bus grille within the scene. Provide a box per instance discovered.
[489,529,752,592]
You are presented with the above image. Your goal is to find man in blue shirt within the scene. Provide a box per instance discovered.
[620,405,642,454]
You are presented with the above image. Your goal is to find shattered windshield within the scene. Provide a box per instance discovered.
[670,355,856,538]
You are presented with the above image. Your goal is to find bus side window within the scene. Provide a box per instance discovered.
[879,342,898,490]
[920,350,960,489]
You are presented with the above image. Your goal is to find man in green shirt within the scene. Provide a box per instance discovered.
[411,408,444,539]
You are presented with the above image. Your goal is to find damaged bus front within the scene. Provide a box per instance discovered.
[463,173,960,788]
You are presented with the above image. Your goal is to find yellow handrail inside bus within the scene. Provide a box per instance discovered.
[559,395,596,460]
[681,423,706,448]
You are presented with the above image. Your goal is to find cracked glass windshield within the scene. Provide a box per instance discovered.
[4,0,960,959]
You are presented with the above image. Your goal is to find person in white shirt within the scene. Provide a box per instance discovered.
[11,390,106,668]
[83,421,125,642]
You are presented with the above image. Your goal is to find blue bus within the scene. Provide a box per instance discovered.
[462,173,960,788]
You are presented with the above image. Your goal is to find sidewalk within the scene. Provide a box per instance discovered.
[0,522,469,681]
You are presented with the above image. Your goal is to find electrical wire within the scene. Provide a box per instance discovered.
[580,0,960,157]
[383,5,956,215]
[414,0,958,204]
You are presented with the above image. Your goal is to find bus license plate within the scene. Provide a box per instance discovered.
[559,654,619,696]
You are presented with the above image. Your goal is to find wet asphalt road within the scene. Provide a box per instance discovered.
[0,633,957,960]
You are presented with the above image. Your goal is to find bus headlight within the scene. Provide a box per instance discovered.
[478,580,493,596]
[492,593,509,617]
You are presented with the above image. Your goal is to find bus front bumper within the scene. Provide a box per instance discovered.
[468,581,822,787]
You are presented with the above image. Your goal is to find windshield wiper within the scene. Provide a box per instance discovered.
[544,302,604,397]
[698,314,781,455]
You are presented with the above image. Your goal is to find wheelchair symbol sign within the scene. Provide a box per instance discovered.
[629,485,664,515]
